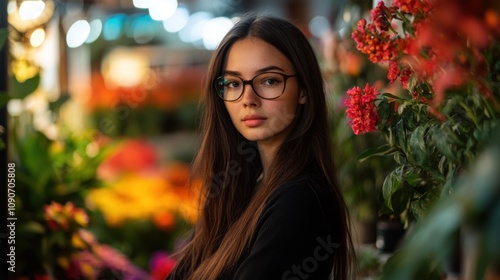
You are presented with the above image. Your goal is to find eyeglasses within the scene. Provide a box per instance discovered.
[215,72,298,102]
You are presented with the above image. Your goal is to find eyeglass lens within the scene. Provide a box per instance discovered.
[216,72,290,101]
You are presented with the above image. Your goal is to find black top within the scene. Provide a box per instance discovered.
[168,164,341,280]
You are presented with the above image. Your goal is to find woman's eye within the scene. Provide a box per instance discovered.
[262,78,279,86]
[226,81,241,89]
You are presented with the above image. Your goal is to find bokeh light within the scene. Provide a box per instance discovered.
[30,28,46,47]
[66,20,91,48]
[19,0,45,20]
[148,0,178,21]
[309,15,331,38]
[179,11,212,44]
[163,6,189,33]
[85,19,102,43]
[202,17,234,50]
[103,13,126,41]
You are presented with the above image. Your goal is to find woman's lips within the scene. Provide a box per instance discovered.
[242,115,267,127]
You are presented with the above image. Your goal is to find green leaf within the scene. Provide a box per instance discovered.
[432,126,457,161]
[48,94,71,112]
[15,131,53,196]
[383,92,405,100]
[408,125,428,166]
[397,102,407,115]
[405,172,421,187]
[18,221,46,234]
[391,187,412,215]
[358,144,395,162]
[395,119,408,154]
[377,98,393,131]
[406,74,418,92]
[383,170,403,211]
[10,74,41,99]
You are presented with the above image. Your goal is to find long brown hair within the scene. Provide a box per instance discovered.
[170,13,355,280]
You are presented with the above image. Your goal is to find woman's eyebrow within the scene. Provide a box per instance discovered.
[223,65,286,76]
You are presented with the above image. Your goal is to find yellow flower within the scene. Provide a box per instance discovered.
[87,162,202,227]
[11,59,38,83]
[71,232,86,249]
[49,141,65,155]
[80,263,97,279]
[74,210,89,227]
[57,257,70,269]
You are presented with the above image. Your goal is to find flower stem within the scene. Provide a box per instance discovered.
[395,10,415,36]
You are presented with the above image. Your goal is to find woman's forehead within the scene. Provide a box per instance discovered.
[223,37,294,76]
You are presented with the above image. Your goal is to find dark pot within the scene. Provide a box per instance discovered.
[376,220,406,253]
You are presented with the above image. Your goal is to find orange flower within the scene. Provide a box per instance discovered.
[153,211,176,231]
[393,0,431,15]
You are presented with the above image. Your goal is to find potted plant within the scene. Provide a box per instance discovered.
[344,0,500,228]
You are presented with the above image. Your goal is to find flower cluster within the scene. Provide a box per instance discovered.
[88,139,199,227]
[344,84,380,135]
[345,0,500,224]
[347,0,500,134]
[45,201,89,231]
[43,202,148,279]
[87,170,197,228]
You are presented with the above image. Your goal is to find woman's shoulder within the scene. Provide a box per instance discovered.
[261,163,339,230]
[269,163,333,205]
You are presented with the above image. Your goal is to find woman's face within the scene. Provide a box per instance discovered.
[222,37,306,147]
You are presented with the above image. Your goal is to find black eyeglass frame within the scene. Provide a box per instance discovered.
[214,72,298,102]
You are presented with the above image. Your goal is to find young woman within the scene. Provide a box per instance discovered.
[167,14,355,280]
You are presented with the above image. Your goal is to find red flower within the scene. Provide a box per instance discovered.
[393,0,431,15]
[149,251,177,280]
[432,67,466,106]
[344,84,380,135]
[153,211,176,231]
[387,61,401,85]
[371,1,396,32]
[97,139,158,181]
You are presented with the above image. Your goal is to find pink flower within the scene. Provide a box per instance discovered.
[344,84,380,135]
[93,244,149,280]
[149,251,177,280]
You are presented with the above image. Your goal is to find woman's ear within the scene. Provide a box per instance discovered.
[299,91,307,104]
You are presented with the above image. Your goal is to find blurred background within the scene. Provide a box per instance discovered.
[2,0,386,278]
[2,0,499,279]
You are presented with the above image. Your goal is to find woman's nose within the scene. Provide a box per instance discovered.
[240,84,260,107]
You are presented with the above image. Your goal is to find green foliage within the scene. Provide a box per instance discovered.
[10,74,41,99]
[324,30,393,224]
[11,129,108,275]
[363,86,500,225]
[380,126,500,279]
